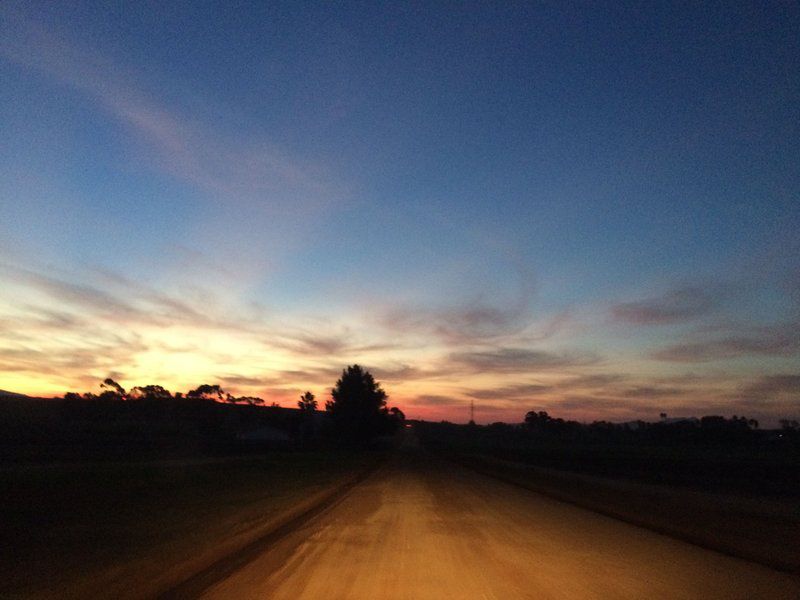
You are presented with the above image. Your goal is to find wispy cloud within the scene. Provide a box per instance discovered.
[0,263,238,331]
[465,383,552,401]
[406,394,463,407]
[448,347,599,374]
[738,374,800,402]
[611,285,723,325]
[0,261,367,395]
[652,322,800,362]
[618,386,685,398]
[377,297,535,345]
[0,10,345,211]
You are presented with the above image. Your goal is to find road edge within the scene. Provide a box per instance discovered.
[443,452,799,575]
[156,459,383,599]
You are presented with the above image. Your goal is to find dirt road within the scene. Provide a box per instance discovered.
[198,444,799,599]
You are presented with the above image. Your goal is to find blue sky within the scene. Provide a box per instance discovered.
[1,1,798,424]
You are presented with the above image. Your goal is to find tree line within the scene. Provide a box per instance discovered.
[62,364,405,444]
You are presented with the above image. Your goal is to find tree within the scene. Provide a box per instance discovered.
[524,410,551,429]
[129,385,172,401]
[298,391,317,413]
[186,384,226,401]
[326,365,388,444]
[101,378,126,398]
[233,396,264,406]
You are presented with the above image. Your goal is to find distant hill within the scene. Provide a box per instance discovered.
[0,390,57,401]
[0,389,31,399]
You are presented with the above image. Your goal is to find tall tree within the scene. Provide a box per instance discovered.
[326,365,388,444]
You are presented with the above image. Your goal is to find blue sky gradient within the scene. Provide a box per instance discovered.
[1,1,798,424]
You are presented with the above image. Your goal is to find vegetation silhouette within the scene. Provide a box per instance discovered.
[298,391,317,413]
[416,408,799,497]
[325,365,403,445]
[0,365,411,461]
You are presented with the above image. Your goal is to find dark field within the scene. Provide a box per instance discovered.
[1,451,377,598]
[416,420,800,497]
[416,421,800,572]
[0,396,310,464]
[2,397,798,597]
[0,396,382,598]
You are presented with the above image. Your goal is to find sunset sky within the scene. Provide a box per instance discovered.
[1,2,798,425]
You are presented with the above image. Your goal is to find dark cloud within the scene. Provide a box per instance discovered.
[652,322,800,362]
[611,285,721,325]
[461,375,684,406]
[0,338,147,377]
[218,374,273,387]
[407,395,462,406]
[619,386,685,398]
[465,383,552,401]
[555,395,642,412]
[448,348,598,374]
[1,263,224,330]
[271,366,345,386]
[270,332,349,356]
[379,304,528,344]
[371,364,424,382]
[738,374,800,400]
[2,264,141,320]
[556,373,627,389]
[376,271,536,345]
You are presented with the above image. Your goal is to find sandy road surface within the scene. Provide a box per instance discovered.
[199,444,799,599]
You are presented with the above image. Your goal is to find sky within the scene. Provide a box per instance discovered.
[1,1,798,425]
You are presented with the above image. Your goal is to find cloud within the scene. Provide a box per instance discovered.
[0,262,237,331]
[370,364,427,382]
[217,374,274,388]
[465,383,552,401]
[619,386,685,398]
[555,395,635,411]
[269,331,350,356]
[738,374,800,401]
[0,261,392,395]
[459,375,685,407]
[0,337,147,379]
[2,264,140,320]
[268,367,345,387]
[377,303,527,344]
[611,285,722,325]
[448,347,598,374]
[556,373,627,389]
[652,322,800,362]
[375,267,537,345]
[0,8,346,215]
[406,395,463,407]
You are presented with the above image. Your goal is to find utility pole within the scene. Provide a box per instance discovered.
[469,398,475,425]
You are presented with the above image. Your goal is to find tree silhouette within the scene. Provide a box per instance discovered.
[326,365,388,444]
[525,410,551,429]
[234,396,265,406]
[298,391,317,413]
[129,385,172,401]
[186,384,226,401]
[101,378,126,398]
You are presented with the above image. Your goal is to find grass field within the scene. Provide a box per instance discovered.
[1,451,378,598]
